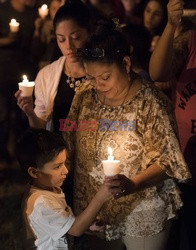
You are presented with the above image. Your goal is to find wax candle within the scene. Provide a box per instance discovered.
[9,19,20,32]
[102,147,120,176]
[38,4,49,19]
[18,75,35,97]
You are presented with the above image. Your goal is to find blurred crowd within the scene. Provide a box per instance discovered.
[0,0,195,249]
[0,0,195,167]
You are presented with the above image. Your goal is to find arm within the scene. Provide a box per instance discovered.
[0,32,19,47]
[110,88,191,197]
[131,163,168,191]
[68,182,120,236]
[27,111,46,128]
[149,0,184,81]
[15,90,46,128]
[109,163,168,198]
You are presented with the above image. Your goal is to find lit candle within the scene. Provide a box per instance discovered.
[102,147,121,176]
[18,75,35,97]
[22,75,29,83]
[38,4,49,19]
[9,19,20,33]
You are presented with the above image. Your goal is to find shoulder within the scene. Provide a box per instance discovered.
[140,82,173,111]
[36,56,65,81]
[39,56,65,73]
[27,191,62,214]
[74,80,93,100]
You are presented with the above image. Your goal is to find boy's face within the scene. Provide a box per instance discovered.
[34,149,68,189]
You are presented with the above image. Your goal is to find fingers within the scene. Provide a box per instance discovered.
[14,90,21,99]
[16,93,33,111]
[113,188,126,199]
[168,0,184,25]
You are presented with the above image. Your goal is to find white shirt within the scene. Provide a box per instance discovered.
[23,187,75,250]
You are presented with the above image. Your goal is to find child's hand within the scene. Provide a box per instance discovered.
[89,216,105,232]
[97,176,121,202]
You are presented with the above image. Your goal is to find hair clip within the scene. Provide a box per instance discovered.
[112,18,126,31]
[77,48,105,58]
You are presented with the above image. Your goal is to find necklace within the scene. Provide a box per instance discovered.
[94,84,132,166]
[65,60,87,91]
[66,75,88,91]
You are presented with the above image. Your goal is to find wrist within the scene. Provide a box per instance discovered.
[166,21,178,32]
[95,187,109,204]
[26,110,36,119]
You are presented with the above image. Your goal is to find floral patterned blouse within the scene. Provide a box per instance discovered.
[63,80,191,240]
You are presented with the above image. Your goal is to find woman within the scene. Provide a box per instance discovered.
[143,0,167,51]
[64,18,191,250]
[120,0,143,25]
[32,0,62,70]
[149,0,196,249]
[0,0,37,165]
[15,0,91,133]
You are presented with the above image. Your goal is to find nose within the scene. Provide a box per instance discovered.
[93,78,104,91]
[149,13,154,22]
[62,164,68,175]
[65,38,74,50]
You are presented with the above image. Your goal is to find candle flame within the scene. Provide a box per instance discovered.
[108,147,113,156]
[22,75,29,83]
[41,4,48,10]
[11,19,17,24]
[23,75,27,80]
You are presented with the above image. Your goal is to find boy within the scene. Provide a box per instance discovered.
[17,128,120,250]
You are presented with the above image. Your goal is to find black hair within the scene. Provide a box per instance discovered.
[53,0,91,31]
[16,128,68,178]
[122,24,151,71]
[143,0,168,36]
[78,18,131,70]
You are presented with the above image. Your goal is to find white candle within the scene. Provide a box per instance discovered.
[38,4,49,19]
[102,147,121,176]
[18,75,35,97]
[9,19,20,32]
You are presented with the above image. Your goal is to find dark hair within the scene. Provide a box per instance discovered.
[53,0,91,31]
[78,18,131,69]
[122,24,151,71]
[143,0,168,36]
[16,128,68,177]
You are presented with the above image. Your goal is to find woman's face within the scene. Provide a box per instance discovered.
[49,0,61,20]
[85,61,129,100]
[143,1,163,32]
[55,19,88,62]
[121,0,138,12]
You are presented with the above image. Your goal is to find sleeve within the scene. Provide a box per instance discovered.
[29,195,75,241]
[142,89,191,181]
[34,68,48,121]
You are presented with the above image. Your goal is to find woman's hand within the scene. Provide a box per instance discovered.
[105,174,136,199]
[167,0,184,27]
[15,90,34,117]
